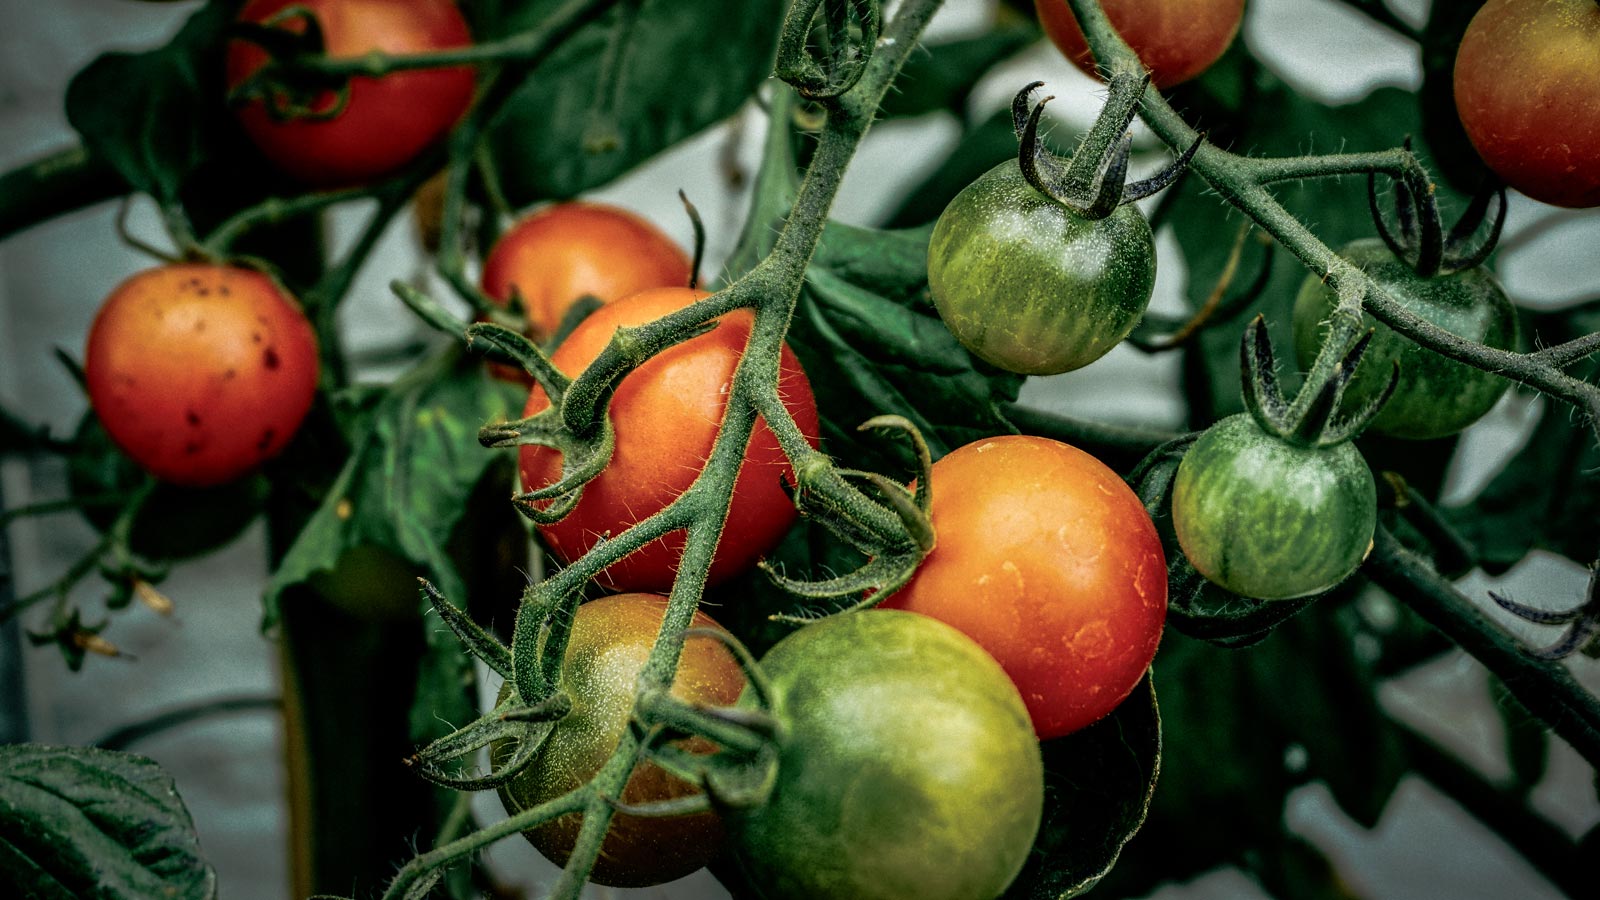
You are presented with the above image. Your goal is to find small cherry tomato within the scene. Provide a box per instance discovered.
[482,202,693,342]
[84,264,319,487]
[881,434,1167,739]
[519,287,820,592]
[1454,0,1600,208]
[495,593,746,887]
[1034,0,1246,89]
[226,0,476,186]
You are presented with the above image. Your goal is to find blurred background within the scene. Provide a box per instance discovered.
[3,0,1599,897]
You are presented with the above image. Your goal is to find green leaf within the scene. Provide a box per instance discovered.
[0,744,216,900]
[481,0,784,202]
[878,22,1036,120]
[63,1,233,202]
[886,106,1018,228]
[1004,676,1161,900]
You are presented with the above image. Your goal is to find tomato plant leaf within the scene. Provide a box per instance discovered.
[1004,676,1160,900]
[63,1,234,203]
[886,106,1020,228]
[0,744,217,900]
[479,0,783,201]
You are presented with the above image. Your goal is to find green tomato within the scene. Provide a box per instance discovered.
[1292,238,1519,440]
[1172,414,1376,600]
[928,160,1156,375]
[728,610,1043,900]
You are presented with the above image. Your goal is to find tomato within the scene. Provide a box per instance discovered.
[880,435,1166,739]
[927,160,1155,376]
[482,202,693,343]
[1291,238,1519,440]
[1172,413,1376,600]
[1034,0,1246,89]
[519,287,819,592]
[226,0,475,186]
[84,264,319,487]
[1454,0,1600,208]
[727,610,1043,900]
[495,593,745,887]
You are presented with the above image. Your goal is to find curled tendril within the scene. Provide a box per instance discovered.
[1491,560,1600,660]
[776,0,882,100]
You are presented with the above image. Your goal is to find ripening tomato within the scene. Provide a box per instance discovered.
[84,264,319,487]
[881,435,1166,739]
[1454,0,1600,208]
[226,0,476,186]
[482,202,693,342]
[519,287,820,592]
[495,594,745,887]
[1034,0,1246,89]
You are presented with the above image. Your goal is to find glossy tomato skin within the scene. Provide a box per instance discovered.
[1292,238,1518,440]
[728,610,1043,900]
[84,264,319,487]
[520,287,820,592]
[928,160,1155,376]
[1034,0,1246,89]
[1172,414,1376,600]
[1454,0,1600,208]
[226,0,475,186]
[482,202,693,342]
[495,594,745,887]
[881,435,1166,739]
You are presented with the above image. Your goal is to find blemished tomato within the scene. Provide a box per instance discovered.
[728,610,1043,900]
[495,594,745,887]
[881,435,1166,739]
[1034,0,1246,89]
[226,0,475,186]
[1172,413,1377,600]
[1291,238,1519,440]
[84,264,319,487]
[519,287,820,592]
[928,160,1155,376]
[1454,0,1600,208]
[482,202,693,342]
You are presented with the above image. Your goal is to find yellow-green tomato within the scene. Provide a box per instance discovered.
[728,610,1044,900]
[928,160,1156,375]
[494,593,745,887]
[1172,414,1377,600]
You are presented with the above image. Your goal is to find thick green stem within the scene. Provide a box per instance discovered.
[0,145,125,241]
[1367,527,1600,769]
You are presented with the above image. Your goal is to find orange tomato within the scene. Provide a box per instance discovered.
[1034,0,1245,89]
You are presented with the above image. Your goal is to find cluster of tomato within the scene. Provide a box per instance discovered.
[75,0,1599,897]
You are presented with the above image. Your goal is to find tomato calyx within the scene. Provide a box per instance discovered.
[1241,314,1398,448]
[1012,75,1199,220]
[1368,151,1507,278]
[759,415,936,617]
[776,0,883,100]
[226,9,353,123]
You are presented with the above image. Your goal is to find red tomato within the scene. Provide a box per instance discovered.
[1454,0,1600,209]
[1034,0,1246,89]
[226,0,475,186]
[84,264,320,487]
[496,593,746,887]
[519,287,819,591]
[881,434,1166,739]
[482,202,693,342]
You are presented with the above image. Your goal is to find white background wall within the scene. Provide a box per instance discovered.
[3,1,1599,898]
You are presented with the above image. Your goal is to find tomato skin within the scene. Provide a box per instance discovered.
[1034,0,1246,89]
[519,287,820,592]
[1172,414,1376,600]
[928,160,1155,376]
[728,610,1043,900]
[1292,238,1519,440]
[881,435,1166,739]
[226,0,475,186]
[1454,0,1600,208]
[84,264,319,487]
[482,202,693,343]
[495,594,745,887]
